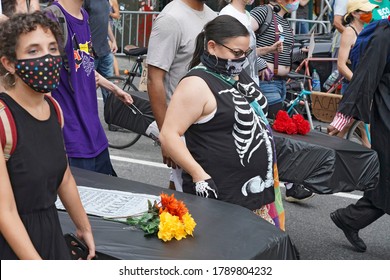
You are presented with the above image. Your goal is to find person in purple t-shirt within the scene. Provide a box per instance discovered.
[50,0,132,175]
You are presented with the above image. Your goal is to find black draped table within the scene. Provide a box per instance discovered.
[273,130,379,194]
[59,167,298,260]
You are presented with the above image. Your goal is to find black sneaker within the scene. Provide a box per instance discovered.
[285,184,315,202]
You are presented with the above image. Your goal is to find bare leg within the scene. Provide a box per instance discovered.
[113,55,120,76]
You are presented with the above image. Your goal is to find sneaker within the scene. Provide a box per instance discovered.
[285,184,315,202]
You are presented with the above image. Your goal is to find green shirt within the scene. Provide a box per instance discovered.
[370,0,390,21]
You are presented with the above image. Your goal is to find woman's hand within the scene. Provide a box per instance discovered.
[95,71,133,105]
[76,229,96,260]
[194,178,218,199]
[112,85,133,105]
[272,41,283,53]
[327,125,340,136]
[259,67,274,81]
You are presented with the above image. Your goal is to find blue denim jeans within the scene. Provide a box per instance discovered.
[68,148,117,176]
[296,22,309,34]
[95,52,114,103]
[259,80,287,105]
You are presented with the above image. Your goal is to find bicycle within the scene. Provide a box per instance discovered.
[283,72,315,129]
[110,46,148,92]
[346,120,371,148]
[99,46,148,149]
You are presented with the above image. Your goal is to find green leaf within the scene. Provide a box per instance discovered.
[125,202,161,236]
[126,217,141,226]
[139,213,154,224]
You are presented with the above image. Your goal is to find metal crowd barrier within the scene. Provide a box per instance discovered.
[112,11,332,56]
[113,10,159,55]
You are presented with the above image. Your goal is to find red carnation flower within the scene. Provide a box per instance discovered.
[272,119,287,133]
[275,110,290,122]
[292,114,311,135]
[285,119,298,134]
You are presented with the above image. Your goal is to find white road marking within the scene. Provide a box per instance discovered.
[110,155,168,169]
[332,192,362,200]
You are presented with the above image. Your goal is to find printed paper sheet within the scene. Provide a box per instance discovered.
[56,186,160,219]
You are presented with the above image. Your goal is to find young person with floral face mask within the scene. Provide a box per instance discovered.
[0,11,95,260]
[160,15,285,230]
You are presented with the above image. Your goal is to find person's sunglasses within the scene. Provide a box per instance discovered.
[218,43,253,58]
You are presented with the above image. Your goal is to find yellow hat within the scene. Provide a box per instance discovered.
[344,0,379,21]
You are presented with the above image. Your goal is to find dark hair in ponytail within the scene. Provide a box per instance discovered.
[189,15,249,69]
[343,13,355,26]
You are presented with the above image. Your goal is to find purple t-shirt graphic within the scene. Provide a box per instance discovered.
[51,3,108,158]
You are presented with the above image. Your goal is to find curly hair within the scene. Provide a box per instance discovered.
[1,0,18,18]
[0,11,63,88]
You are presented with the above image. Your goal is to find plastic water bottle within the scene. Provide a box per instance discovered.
[323,70,340,91]
[311,69,321,91]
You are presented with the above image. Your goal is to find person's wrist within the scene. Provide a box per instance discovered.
[192,172,210,183]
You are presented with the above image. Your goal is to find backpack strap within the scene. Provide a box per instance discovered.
[44,4,68,48]
[0,100,17,161]
[46,95,64,129]
[0,96,63,161]
[272,13,280,76]
[256,5,273,36]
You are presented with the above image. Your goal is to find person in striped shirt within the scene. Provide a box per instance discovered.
[251,0,296,118]
[251,0,315,203]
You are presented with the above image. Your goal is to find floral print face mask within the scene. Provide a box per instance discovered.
[14,54,63,93]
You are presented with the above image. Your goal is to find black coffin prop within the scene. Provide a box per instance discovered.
[104,91,154,137]
[59,168,298,260]
[274,131,379,194]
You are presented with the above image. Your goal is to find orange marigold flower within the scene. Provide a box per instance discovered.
[159,193,188,219]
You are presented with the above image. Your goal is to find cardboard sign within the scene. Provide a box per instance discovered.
[138,59,148,92]
[311,91,342,123]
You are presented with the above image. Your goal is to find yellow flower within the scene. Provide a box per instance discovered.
[182,213,196,236]
[158,211,191,242]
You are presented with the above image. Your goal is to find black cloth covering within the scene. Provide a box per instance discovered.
[104,91,154,136]
[337,20,390,213]
[59,168,298,260]
[274,130,379,194]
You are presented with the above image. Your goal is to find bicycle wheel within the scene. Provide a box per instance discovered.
[346,120,371,148]
[98,76,142,149]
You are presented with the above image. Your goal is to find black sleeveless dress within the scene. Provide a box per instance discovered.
[182,69,276,210]
[0,93,71,260]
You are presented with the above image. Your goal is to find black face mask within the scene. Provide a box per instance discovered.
[14,54,63,93]
[200,51,247,77]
